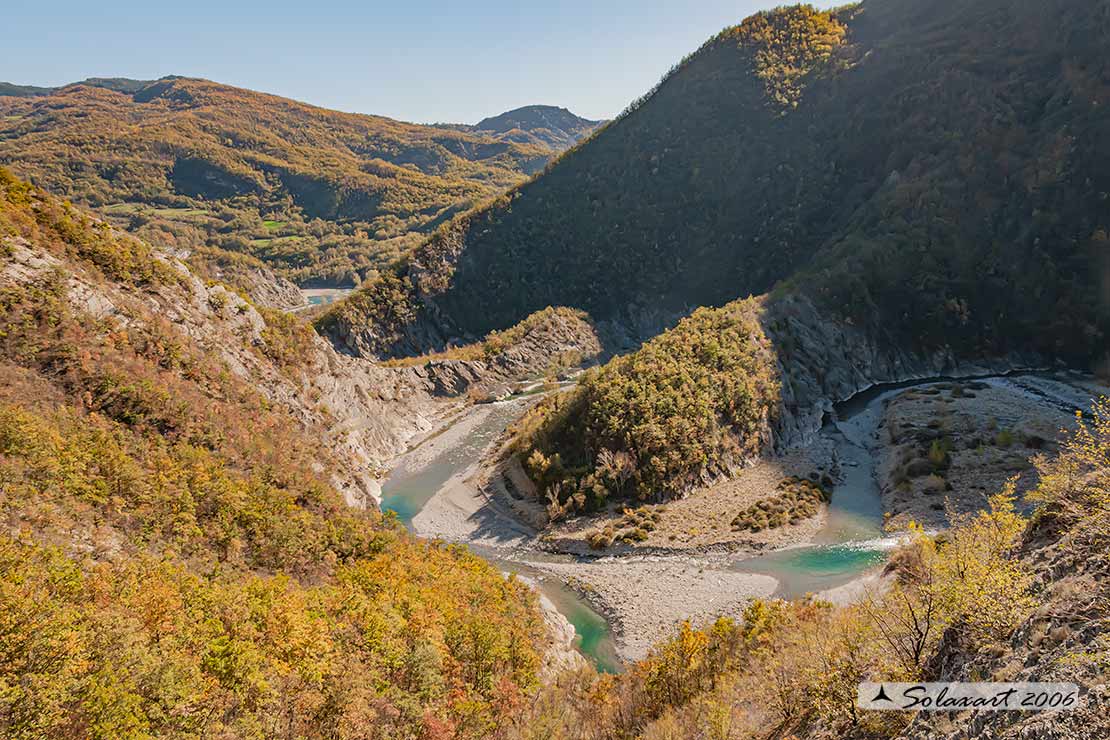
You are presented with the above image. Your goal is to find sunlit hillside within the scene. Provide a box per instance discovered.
[0,77,599,287]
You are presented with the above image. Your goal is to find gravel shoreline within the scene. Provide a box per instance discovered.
[387,372,1110,666]
[402,401,786,662]
[524,556,778,662]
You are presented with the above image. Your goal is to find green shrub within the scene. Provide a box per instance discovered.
[928,438,952,469]
[587,527,615,550]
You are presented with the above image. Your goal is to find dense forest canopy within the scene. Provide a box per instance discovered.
[329,0,1109,368]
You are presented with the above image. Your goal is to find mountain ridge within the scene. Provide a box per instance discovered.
[324,0,1109,368]
[471,104,605,149]
[0,76,601,131]
[0,76,166,97]
[0,76,598,290]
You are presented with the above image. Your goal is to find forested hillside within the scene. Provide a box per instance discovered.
[510,299,781,509]
[0,168,549,738]
[0,77,591,288]
[328,0,1109,367]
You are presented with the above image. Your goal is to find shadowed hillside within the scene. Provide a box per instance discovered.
[326,0,1109,368]
[316,0,1110,526]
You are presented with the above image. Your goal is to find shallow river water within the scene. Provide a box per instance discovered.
[730,383,898,597]
[732,371,1096,597]
[380,401,623,672]
[380,372,1089,670]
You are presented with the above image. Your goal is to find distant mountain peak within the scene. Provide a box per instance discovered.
[473,105,605,150]
[476,104,600,132]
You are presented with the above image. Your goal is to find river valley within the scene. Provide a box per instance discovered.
[379,370,1105,668]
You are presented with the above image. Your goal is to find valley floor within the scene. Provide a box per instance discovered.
[380,372,1109,665]
[389,398,792,663]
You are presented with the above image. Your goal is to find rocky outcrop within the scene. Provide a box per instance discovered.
[315,275,460,361]
[762,295,1050,451]
[358,306,605,402]
[472,308,604,392]
[239,267,305,310]
[1,234,464,509]
[516,575,590,678]
[188,250,307,311]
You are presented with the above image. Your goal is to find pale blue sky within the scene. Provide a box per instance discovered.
[6,0,774,123]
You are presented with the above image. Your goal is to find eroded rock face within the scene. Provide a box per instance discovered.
[339,306,606,403]
[320,299,457,361]
[239,267,305,310]
[1,234,462,509]
[762,295,1049,451]
[416,360,487,397]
